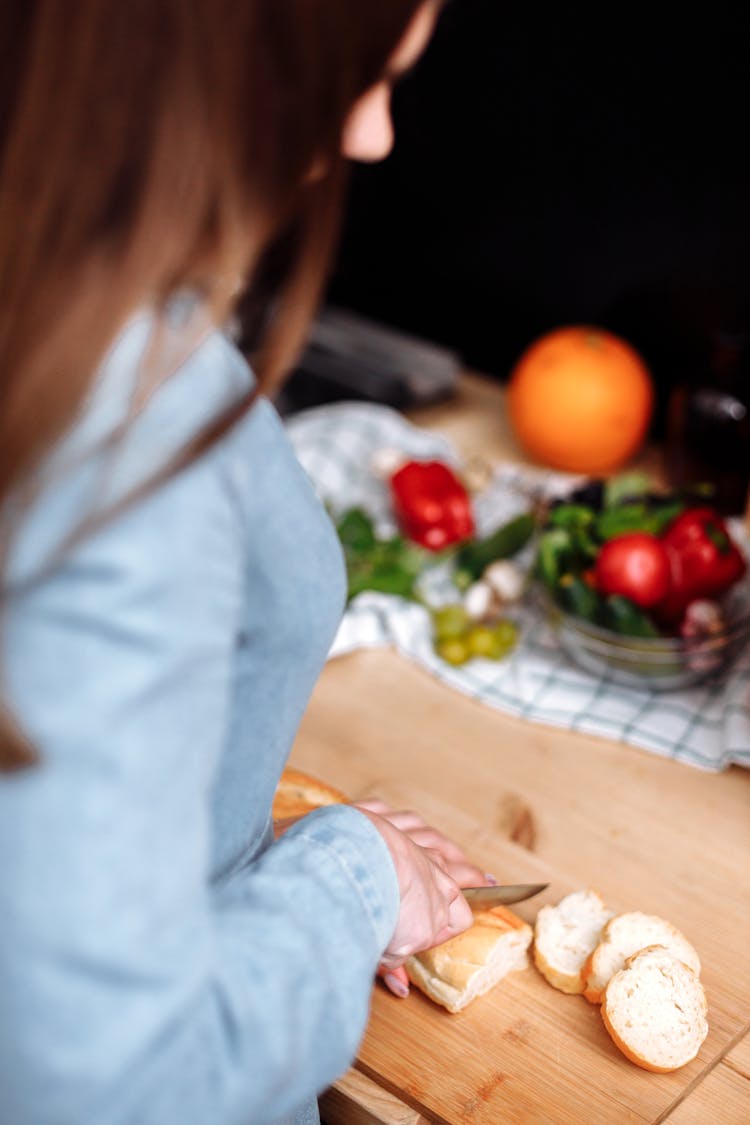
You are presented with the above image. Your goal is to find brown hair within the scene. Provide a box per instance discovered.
[0,0,430,768]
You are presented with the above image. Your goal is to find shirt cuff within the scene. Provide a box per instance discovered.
[283,803,400,954]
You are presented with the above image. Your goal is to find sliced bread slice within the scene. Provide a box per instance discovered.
[582,911,701,1004]
[602,945,708,1071]
[533,889,614,994]
[406,904,532,1014]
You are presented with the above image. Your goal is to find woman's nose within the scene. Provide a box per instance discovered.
[341,85,395,163]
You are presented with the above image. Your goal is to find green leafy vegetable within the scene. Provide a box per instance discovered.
[603,471,651,508]
[335,507,428,603]
[595,501,685,541]
[453,512,535,587]
[595,502,651,541]
[534,473,699,639]
[557,574,602,622]
[336,507,377,554]
[548,504,596,530]
[535,527,573,589]
[602,595,661,638]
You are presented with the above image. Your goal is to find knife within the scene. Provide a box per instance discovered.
[462,882,548,907]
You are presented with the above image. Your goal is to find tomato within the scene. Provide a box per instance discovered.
[594,532,671,609]
[656,507,747,623]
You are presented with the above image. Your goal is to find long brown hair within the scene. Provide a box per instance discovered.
[0,0,430,768]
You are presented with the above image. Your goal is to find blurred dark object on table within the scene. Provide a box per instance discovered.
[272,306,461,416]
[326,1,750,440]
[665,324,750,515]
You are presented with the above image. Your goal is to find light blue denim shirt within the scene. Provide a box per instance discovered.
[0,309,399,1125]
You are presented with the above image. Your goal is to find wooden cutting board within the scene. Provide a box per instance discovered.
[350,839,728,1125]
[293,648,750,1124]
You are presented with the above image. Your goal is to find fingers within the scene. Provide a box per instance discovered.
[407,831,487,891]
[378,880,474,973]
[377,810,427,833]
[378,949,409,972]
[442,887,475,940]
[356,805,443,838]
[445,859,490,888]
[377,964,410,998]
[354,802,489,977]
[422,830,474,866]
[354,802,485,884]
[353,797,391,815]
[354,800,430,830]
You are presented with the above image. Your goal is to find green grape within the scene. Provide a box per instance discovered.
[435,637,471,666]
[492,619,519,653]
[467,625,505,659]
[432,604,471,641]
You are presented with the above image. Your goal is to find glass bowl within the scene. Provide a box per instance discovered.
[536,576,750,691]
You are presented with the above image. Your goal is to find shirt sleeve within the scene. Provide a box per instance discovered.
[0,418,399,1125]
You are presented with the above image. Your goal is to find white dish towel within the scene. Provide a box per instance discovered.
[286,401,750,772]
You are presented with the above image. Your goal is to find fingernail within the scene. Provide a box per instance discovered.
[484,873,499,885]
[383,972,410,998]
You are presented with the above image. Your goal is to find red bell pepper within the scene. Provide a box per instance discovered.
[657,507,747,622]
[389,460,475,551]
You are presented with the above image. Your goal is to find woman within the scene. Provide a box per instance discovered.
[0,3,490,1123]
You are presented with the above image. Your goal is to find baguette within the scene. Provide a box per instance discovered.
[582,911,701,1004]
[601,945,708,1072]
[273,771,532,1015]
[272,767,348,821]
[533,889,613,994]
[406,904,532,1013]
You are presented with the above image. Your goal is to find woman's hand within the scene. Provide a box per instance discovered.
[353,798,494,998]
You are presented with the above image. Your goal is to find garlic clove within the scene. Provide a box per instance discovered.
[463,581,494,620]
[483,559,525,603]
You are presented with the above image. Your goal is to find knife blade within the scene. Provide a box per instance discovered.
[462,882,548,907]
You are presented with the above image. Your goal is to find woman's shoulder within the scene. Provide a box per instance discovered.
[77,297,253,465]
[4,299,260,589]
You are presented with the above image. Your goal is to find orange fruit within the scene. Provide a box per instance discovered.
[507,325,654,474]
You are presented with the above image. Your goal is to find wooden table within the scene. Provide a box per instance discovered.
[289,375,750,1124]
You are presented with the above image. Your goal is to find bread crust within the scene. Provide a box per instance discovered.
[533,888,612,995]
[582,911,701,1004]
[406,904,532,1013]
[601,946,708,1072]
[273,773,533,1018]
[272,767,348,821]
[534,947,586,995]
[581,951,602,1004]
[601,1008,677,1074]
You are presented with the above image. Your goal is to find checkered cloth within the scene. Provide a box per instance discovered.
[285,401,750,772]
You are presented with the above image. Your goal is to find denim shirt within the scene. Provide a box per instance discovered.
[0,311,399,1125]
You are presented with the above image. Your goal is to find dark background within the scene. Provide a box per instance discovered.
[326,1,750,436]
